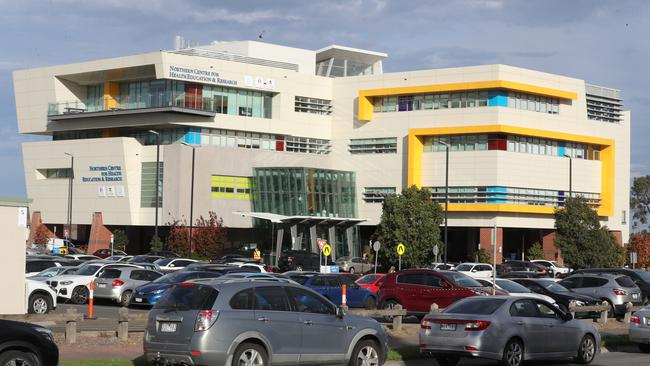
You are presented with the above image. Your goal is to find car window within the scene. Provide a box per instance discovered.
[155,284,219,310]
[559,277,581,289]
[230,289,254,310]
[442,272,483,288]
[311,277,327,286]
[520,281,544,293]
[445,298,506,314]
[422,274,443,288]
[175,260,194,267]
[377,277,386,287]
[509,299,540,317]
[290,275,310,285]
[352,258,362,263]
[536,261,551,267]
[496,280,531,293]
[477,265,492,271]
[357,275,380,285]
[288,287,335,315]
[615,276,636,288]
[536,301,560,319]
[98,268,122,279]
[155,258,173,266]
[455,264,472,271]
[325,277,341,287]
[582,277,608,288]
[397,273,426,285]
[253,287,290,312]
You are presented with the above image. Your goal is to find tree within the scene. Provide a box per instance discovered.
[554,197,624,269]
[149,235,163,252]
[631,175,650,229]
[111,229,129,252]
[627,233,650,268]
[33,225,50,245]
[376,186,444,268]
[166,219,190,257]
[192,211,227,260]
[477,248,490,263]
[526,242,544,260]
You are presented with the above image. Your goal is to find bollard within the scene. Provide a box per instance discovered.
[342,284,347,307]
[118,307,129,341]
[568,300,576,319]
[430,303,440,314]
[623,302,633,324]
[598,301,609,324]
[65,308,77,344]
[85,281,96,320]
[392,304,403,332]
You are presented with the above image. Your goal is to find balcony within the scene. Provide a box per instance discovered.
[47,92,217,121]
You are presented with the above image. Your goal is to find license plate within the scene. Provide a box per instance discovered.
[633,293,639,300]
[97,283,106,288]
[135,298,143,303]
[440,323,457,331]
[160,322,177,333]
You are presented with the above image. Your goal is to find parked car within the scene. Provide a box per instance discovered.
[225,261,267,273]
[497,260,549,276]
[531,259,570,277]
[277,250,321,272]
[356,274,386,294]
[93,249,127,259]
[29,266,78,282]
[64,254,101,261]
[105,255,133,262]
[454,263,494,280]
[128,255,164,264]
[438,270,508,296]
[0,319,58,366]
[559,273,642,316]
[283,271,319,285]
[336,256,374,274]
[430,262,457,270]
[571,268,650,305]
[93,267,163,306]
[498,271,549,279]
[630,305,650,353]
[419,296,599,366]
[131,271,222,306]
[25,257,73,277]
[25,279,57,314]
[511,278,601,318]
[181,263,259,275]
[146,250,180,258]
[476,278,557,304]
[302,274,378,309]
[210,253,251,264]
[143,279,388,366]
[46,262,142,304]
[378,269,477,316]
[154,258,198,272]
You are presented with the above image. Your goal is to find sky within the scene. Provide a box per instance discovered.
[1,0,649,197]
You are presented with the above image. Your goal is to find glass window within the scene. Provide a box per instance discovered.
[536,301,560,319]
[445,298,506,315]
[230,289,254,310]
[288,287,335,315]
[155,284,218,310]
[509,299,539,317]
[253,287,290,312]
[98,269,121,279]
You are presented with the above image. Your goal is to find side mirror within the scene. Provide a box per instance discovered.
[561,312,573,321]
[471,269,477,273]
[336,306,346,319]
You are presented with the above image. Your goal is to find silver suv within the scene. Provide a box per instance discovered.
[559,273,642,316]
[144,278,388,366]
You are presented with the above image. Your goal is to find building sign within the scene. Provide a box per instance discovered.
[81,165,123,183]
[168,65,238,86]
[97,185,126,198]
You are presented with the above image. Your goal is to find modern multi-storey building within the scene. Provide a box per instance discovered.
[13,40,630,262]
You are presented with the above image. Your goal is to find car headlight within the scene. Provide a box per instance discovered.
[152,289,166,295]
[35,327,54,342]
[59,281,73,286]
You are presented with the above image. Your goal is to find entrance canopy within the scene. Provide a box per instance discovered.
[234,211,366,226]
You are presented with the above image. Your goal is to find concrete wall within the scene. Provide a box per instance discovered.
[0,202,29,314]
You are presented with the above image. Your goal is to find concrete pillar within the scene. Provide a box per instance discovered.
[541,229,560,262]
[28,211,55,245]
[346,226,354,257]
[309,225,317,253]
[275,227,284,266]
[290,224,298,250]
[328,226,336,261]
[611,231,623,246]
[87,212,113,254]
[479,227,503,264]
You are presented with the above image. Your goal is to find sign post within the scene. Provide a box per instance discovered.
[396,243,406,271]
[110,234,115,256]
[373,241,381,274]
[491,225,497,295]
[630,251,638,269]
[433,245,439,263]
[317,239,327,267]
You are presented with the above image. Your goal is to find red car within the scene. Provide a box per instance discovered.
[378,269,477,315]
[92,248,127,259]
[355,273,386,294]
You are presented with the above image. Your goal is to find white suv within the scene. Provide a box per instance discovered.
[25,279,57,314]
[531,260,570,277]
[455,262,494,280]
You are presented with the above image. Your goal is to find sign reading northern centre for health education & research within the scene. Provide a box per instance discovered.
[168,65,238,86]
[81,165,123,183]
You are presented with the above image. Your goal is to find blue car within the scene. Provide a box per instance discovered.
[131,271,220,306]
[302,274,378,309]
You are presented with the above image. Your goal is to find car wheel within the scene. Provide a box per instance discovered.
[296,265,304,272]
[0,350,39,366]
[28,293,52,314]
[70,286,89,305]
[364,296,377,310]
[348,339,380,366]
[233,342,268,366]
[120,290,133,307]
[382,299,399,322]
[435,355,460,366]
[577,334,596,364]
[500,338,524,366]
[349,267,356,274]
[638,343,650,353]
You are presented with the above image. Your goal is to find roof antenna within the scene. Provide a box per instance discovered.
[258,30,266,39]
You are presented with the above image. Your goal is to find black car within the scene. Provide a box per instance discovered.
[571,268,650,304]
[0,320,58,366]
[25,257,74,275]
[511,278,601,318]
[498,271,548,279]
[278,250,322,272]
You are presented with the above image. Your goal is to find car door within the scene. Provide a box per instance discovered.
[421,273,450,308]
[252,286,302,364]
[395,273,426,311]
[534,300,578,355]
[287,286,349,365]
[508,299,549,356]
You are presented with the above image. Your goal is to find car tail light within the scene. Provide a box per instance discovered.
[464,320,491,331]
[112,280,124,287]
[613,288,627,296]
[630,315,641,324]
[421,319,432,330]
[195,310,219,332]
[465,346,478,351]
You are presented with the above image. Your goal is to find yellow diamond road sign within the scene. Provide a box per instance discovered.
[396,243,406,256]
[322,244,332,257]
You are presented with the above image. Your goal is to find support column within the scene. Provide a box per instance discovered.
[328,226,336,262]
[290,224,298,250]
[87,212,113,254]
[309,225,317,253]
[275,227,284,267]
[479,227,503,264]
[345,226,354,257]
[611,231,623,246]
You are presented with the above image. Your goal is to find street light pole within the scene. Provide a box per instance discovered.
[181,142,197,256]
[64,153,74,240]
[440,139,450,265]
[148,130,161,239]
[564,154,573,199]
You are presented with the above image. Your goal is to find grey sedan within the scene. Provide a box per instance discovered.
[419,296,599,366]
[630,306,650,353]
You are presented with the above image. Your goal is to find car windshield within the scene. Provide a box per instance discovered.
[153,272,191,284]
[357,275,380,284]
[35,267,65,277]
[75,264,102,276]
[496,279,531,293]
[155,284,219,311]
[444,272,483,287]
[539,281,570,293]
[616,276,636,288]
[635,271,650,282]
[455,264,473,271]
[444,298,506,314]
[154,258,174,266]
[131,256,158,263]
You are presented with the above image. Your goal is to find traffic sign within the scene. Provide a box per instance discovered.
[322,244,332,257]
[317,239,327,251]
[373,241,381,252]
[433,245,439,256]
[396,243,406,256]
